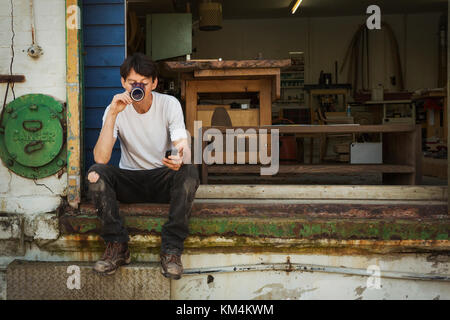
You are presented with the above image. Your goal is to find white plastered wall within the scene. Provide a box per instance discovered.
[0,0,67,227]
[192,12,442,92]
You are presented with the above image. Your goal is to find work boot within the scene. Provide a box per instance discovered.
[94,242,131,275]
[160,253,183,280]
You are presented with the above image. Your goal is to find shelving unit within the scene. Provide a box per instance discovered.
[364,100,415,125]
[273,53,307,123]
[201,124,422,185]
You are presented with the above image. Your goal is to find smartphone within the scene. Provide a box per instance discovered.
[165,148,178,158]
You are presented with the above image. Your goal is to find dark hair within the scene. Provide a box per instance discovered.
[120,52,158,80]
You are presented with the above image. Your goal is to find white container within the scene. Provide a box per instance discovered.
[350,142,383,164]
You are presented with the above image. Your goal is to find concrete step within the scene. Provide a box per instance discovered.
[7,260,169,300]
[60,202,450,242]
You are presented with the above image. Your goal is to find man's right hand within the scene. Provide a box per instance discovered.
[110,91,133,115]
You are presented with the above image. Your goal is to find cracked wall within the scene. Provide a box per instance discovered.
[0,0,67,216]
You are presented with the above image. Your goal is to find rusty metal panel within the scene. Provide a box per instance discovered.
[7,260,169,300]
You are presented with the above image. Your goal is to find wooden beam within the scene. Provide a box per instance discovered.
[193,68,279,78]
[191,79,270,93]
[259,78,273,125]
[383,125,421,185]
[207,164,415,174]
[203,124,416,134]
[66,0,82,209]
[185,80,198,136]
[165,59,291,72]
[423,156,447,179]
[193,68,281,100]
[0,75,25,83]
[195,185,447,201]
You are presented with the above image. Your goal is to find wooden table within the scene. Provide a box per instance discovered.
[200,124,422,185]
[164,59,291,136]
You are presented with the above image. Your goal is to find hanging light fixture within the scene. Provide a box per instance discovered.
[199,0,222,31]
[291,0,303,14]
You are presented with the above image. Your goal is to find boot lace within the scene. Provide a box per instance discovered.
[102,242,123,260]
[164,254,181,266]
[102,242,113,260]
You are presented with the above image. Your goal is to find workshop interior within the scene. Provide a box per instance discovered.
[0,0,449,301]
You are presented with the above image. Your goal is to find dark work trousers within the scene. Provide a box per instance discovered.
[86,163,200,255]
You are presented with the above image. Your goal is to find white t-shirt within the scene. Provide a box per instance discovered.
[101,91,188,170]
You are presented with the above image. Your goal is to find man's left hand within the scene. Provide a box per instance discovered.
[162,146,184,171]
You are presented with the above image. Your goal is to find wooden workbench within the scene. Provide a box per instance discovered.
[164,59,291,135]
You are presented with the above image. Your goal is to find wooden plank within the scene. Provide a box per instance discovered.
[84,47,124,67]
[185,80,198,136]
[83,25,125,46]
[85,67,122,87]
[83,3,125,25]
[193,68,281,100]
[181,78,185,100]
[207,164,415,174]
[164,59,292,72]
[423,156,448,179]
[201,139,208,184]
[203,124,416,134]
[194,68,279,78]
[197,105,231,111]
[382,125,421,185]
[191,79,269,93]
[273,69,280,100]
[197,109,259,127]
[259,79,272,126]
[0,75,25,83]
[66,0,82,208]
[195,185,447,201]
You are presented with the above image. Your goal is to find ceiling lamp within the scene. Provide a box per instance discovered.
[199,0,222,31]
[291,0,303,14]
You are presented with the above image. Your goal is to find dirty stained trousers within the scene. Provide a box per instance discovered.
[87,163,200,255]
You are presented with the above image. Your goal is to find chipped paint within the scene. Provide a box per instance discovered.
[60,212,450,242]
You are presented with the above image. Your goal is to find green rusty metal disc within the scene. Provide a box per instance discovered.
[0,94,66,179]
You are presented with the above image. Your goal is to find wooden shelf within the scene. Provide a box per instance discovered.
[274,100,304,103]
[208,164,415,174]
[200,124,422,186]
[204,124,416,134]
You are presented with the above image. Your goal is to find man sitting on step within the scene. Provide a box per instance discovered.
[87,52,200,279]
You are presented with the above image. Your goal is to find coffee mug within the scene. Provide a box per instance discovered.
[130,83,145,102]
